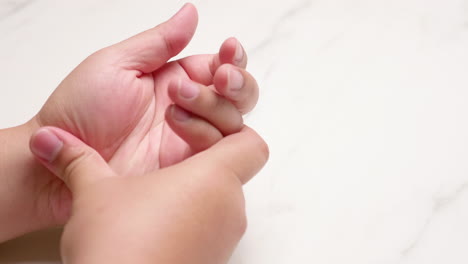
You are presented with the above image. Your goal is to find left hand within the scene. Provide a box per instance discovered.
[36,3,258,174]
[34,3,259,224]
[0,3,261,242]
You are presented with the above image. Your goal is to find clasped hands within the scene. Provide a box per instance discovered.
[0,4,268,264]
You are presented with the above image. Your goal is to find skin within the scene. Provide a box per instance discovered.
[0,3,260,242]
[29,125,268,264]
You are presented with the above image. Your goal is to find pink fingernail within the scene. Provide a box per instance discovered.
[178,80,200,99]
[172,105,191,121]
[31,128,63,162]
[228,69,244,92]
[234,41,244,63]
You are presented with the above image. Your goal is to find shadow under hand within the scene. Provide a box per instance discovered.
[0,228,61,263]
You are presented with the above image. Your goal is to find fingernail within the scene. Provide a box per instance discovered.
[31,128,63,162]
[172,105,191,121]
[178,80,200,100]
[234,41,244,63]
[228,69,244,93]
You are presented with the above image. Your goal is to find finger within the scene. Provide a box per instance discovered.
[165,105,223,153]
[167,79,243,135]
[220,37,248,69]
[213,64,259,114]
[177,37,248,85]
[112,3,198,73]
[30,127,115,193]
[173,126,269,184]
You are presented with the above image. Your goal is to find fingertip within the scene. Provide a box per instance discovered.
[219,37,247,68]
[30,127,63,163]
[213,64,246,100]
[163,4,199,55]
[116,3,199,73]
[171,3,199,29]
[177,3,198,18]
[165,104,224,153]
[167,104,192,122]
[168,78,202,104]
[213,64,259,114]
[30,126,115,192]
[233,39,244,65]
[213,64,230,95]
[219,38,237,63]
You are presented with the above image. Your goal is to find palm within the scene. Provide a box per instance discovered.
[106,60,204,175]
[38,54,219,177]
[34,52,225,222]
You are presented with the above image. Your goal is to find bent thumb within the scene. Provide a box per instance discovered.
[30,127,115,193]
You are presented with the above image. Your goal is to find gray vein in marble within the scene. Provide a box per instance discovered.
[400,216,431,258]
[433,182,468,212]
[0,0,36,22]
[400,182,468,258]
[249,0,312,55]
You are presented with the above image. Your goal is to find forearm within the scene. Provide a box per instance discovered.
[0,119,52,242]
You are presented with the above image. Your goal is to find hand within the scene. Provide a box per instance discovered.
[29,125,269,264]
[36,3,258,173]
[0,3,260,241]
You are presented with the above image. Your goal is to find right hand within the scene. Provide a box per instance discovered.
[29,126,269,264]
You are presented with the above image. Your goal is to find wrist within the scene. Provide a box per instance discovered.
[0,117,60,242]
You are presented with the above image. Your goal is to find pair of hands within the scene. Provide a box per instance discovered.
[0,3,268,263]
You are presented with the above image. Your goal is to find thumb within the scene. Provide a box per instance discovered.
[112,3,198,73]
[30,127,115,193]
[174,126,269,184]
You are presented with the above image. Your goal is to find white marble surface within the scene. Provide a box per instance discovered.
[1,0,468,263]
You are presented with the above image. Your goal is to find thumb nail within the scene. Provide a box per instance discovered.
[31,128,63,162]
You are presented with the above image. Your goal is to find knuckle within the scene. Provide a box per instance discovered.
[62,148,96,185]
[156,28,177,56]
[162,34,175,56]
[197,128,221,146]
[213,98,243,135]
[212,95,230,114]
[186,125,222,152]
